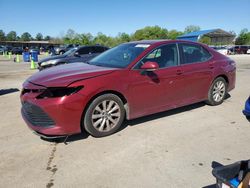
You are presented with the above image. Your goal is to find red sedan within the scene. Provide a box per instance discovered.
[21,40,236,138]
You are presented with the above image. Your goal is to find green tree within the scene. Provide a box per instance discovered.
[44,35,51,41]
[63,29,78,44]
[235,29,250,45]
[21,32,32,41]
[93,32,116,47]
[36,33,43,41]
[168,30,183,39]
[184,25,201,33]
[0,30,5,41]
[117,32,130,43]
[199,36,211,45]
[78,33,94,45]
[132,26,168,40]
[6,31,17,41]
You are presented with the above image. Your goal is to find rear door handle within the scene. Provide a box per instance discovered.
[176,69,183,75]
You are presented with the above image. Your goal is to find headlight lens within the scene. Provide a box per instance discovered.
[41,60,58,66]
[36,86,83,99]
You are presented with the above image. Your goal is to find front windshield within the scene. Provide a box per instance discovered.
[63,47,78,56]
[89,43,150,68]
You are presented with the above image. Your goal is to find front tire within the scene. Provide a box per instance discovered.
[206,77,227,106]
[83,94,125,137]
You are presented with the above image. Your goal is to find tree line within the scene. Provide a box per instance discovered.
[0,25,250,46]
[0,31,51,42]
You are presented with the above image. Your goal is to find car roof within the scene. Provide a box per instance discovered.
[128,39,169,44]
[78,45,108,48]
[127,39,207,46]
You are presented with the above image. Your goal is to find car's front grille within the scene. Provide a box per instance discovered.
[21,102,55,127]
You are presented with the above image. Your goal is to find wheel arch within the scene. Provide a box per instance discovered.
[80,90,129,132]
[206,74,229,106]
[214,74,229,85]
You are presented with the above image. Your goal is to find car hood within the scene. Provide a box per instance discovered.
[27,63,118,87]
[39,54,67,63]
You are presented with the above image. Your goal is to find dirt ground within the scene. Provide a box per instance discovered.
[0,54,249,188]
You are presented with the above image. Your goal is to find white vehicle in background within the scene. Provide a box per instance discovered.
[247,48,250,54]
[212,46,228,55]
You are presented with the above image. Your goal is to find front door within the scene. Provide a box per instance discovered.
[128,43,187,119]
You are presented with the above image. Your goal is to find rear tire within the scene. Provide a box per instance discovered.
[83,94,125,137]
[206,77,227,106]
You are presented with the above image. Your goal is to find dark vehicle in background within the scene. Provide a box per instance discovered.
[38,45,109,70]
[228,46,248,54]
[54,44,79,55]
[0,45,7,54]
[0,46,19,54]
[21,40,236,138]
[243,96,250,122]
[11,47,23,55]
[4,46,12,53]
[29,46,40,55]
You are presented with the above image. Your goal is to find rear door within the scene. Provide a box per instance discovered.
[177,42,214,103]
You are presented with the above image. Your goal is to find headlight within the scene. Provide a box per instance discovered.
[41,60,58,66]
[36,86,83,99]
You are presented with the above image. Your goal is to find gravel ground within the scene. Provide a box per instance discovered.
[0,54,249,188]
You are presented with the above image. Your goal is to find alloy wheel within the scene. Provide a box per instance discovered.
[212,80,226,102]
[91,100,121,132]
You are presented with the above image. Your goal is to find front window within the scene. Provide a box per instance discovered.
[89,43,150,68]
[134,44,179,69]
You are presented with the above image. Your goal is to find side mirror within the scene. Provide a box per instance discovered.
[74,51,80,57]
[140,61,159,71]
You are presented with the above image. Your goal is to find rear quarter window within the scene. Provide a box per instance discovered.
[179,43,212,64]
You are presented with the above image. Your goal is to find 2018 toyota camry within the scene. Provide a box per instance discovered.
[21,40,236,138]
